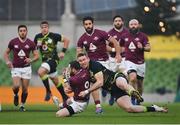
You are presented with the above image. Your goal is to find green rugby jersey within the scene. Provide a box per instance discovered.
[34,32,63,62]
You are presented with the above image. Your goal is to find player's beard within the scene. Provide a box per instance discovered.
[19,34,26,40]
[114,24,123,30]
[129,28,139,35]
[85,27,93,34]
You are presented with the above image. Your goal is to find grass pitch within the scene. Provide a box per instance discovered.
[0,103,180,124]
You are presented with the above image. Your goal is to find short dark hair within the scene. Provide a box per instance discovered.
[40,21,49,26]
[18,25,27,31]
[113,15,124,22]
[77,53,87,58]
[69,61,81,70]
[82,16,94,24]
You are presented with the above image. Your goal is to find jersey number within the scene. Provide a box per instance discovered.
[84,81,90,89]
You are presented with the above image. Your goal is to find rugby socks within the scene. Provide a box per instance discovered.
[144,106,156,112]
[41,75,51,93]
[21,92,28,104]
[56,83,68,102]
[95,100,101,108]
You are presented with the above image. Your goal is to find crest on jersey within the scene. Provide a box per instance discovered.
[14,45,18,48]
[135,38,140,41]
[125,38,129,41]
[48,38,52,43]
[83,41,87,45]
[93,36,99,41]
[25,45,30,49]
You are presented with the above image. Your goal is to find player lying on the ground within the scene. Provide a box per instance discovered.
[77,53,168,113]
[53,59,167,117]
[53,60,91,117]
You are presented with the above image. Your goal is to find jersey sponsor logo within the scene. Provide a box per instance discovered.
[128,42,136,52]
[93,36,99,41]
[14,45,18,48]
[18,49,26,59]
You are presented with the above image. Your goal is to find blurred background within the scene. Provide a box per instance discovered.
[0,0,180,104]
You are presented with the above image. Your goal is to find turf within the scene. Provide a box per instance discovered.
[0,103,180,124]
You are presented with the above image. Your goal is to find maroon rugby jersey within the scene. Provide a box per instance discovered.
[69,69,91,101]
[120,32,149,64]
[108,28,129,57]
[77,29,111,61]
[8,37,36,68]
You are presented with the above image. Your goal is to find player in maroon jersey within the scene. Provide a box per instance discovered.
[77,16,121,114]
[121,19,151,105]
[55,61,91,117]
[106,15,129,105]
[4,25,39,111]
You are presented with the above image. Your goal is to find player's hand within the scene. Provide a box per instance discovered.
[58,52,65,60]
[6,61,13,69]
[115,54,122,63]
[78,90,89,97]
[24,57,32,64]
[137,42,143,49]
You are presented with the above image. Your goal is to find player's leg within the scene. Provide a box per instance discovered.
[56,107,71,117]
[125,61,138,104]
[38,63,51,101]
[56,99,87,117]
[91,90,103,114]
[50,76,68,102]
[116,95,167,113]
[20,78,29,111]
[137,77,144,95]
[11,68,21,106]
[115,76,143,103]
[19,66,31,111]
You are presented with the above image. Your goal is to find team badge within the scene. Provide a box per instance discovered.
[48,38,52,43]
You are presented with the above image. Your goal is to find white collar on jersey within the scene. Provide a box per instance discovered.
[113,26,124,33]
[18,37,27,43]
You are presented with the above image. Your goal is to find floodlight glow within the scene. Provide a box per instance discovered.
[144,6,150,12]
[150,0,155,3]
[159,21,164,27]
[171,6,176,11]
[161,27,166,32]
